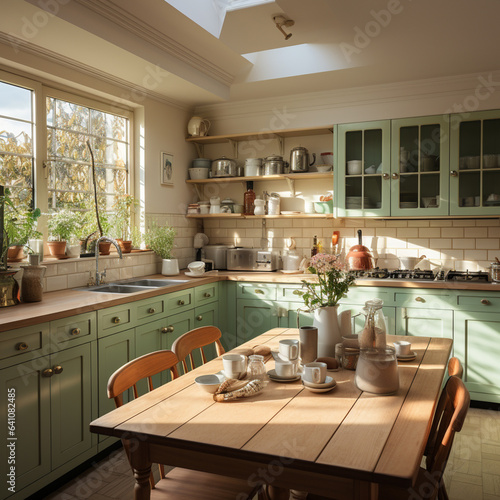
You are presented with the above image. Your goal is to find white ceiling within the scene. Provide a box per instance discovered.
[3,0,500,107]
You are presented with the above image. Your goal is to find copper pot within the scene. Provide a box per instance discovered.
[346,230,375,271]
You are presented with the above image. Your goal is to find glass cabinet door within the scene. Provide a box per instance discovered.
[391,116,449,216]
[450,110,500,215]
[336,120,391,217]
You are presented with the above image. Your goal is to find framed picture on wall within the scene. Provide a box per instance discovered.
[161,152,174,186]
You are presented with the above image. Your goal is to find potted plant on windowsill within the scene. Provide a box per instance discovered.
[110,194,138,254]
[144,219,178,275]
[47,209,81,259]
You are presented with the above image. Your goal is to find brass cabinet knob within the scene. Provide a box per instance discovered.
[415,296,425,303]
[112,317,121,324]
[481,299,491,305]
[178,300,185,306]
[450,170,458,177]
[392,173,399,180]
[254,289,264,294]
[53,365,63,375]
[383,173,390,180]
[42,368,53,378]
[70,328,80,336]
[196,315,203,321]
[204,292,211,297]
[16,342,28,351]
[148,308,156,314]
[162,326,174,333]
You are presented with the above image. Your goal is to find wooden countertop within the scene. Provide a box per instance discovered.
[1,271,499,332]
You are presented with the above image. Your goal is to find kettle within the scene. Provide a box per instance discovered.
[346,230,375,271]
[187,116,211,137]
[290,147,316,173]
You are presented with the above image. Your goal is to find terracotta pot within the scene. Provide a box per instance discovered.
[99,241,112,255]
[47,241,67,259]
[346,230,374,271]
[7,245,24,262]
[117,239,133,253]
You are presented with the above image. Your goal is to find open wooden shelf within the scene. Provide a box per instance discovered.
[185,213,334,219]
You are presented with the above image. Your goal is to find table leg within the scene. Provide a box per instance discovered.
[125,437,152,500]
[356,481,378,500]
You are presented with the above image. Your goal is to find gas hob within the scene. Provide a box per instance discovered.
[352,268,490,282]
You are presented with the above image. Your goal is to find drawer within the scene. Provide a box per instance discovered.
[98,304,135,336]
[136,296,166,323]
[278,284,306,302]
[0,323,50,369]
[51,312,97,348]
[165,289,194,313]
[457,294,500,311]
[237,283,277,300]
[394,291,453,308]
[342,287,394,306]
[195,283,219,306]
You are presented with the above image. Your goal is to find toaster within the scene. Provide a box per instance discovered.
[226,248,279,271]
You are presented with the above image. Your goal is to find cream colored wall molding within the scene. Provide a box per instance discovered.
[0,33,188,110]
[74,0,234,87]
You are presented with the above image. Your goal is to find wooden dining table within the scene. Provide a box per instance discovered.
[90,328,453,500]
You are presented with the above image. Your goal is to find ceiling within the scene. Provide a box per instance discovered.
[3,0,500,107]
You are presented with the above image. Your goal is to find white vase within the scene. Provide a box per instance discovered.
[161,258,179,276]
[313,305,342,358]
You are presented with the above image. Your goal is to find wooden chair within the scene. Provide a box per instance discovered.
[107,349,260,499]
[447,357,463,379]
[172,326,225,373]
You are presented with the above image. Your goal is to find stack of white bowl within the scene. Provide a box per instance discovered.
[189,158,211,179]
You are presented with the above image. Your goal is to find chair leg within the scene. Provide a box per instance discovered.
[438,483,449,500]
[261,485,291,500]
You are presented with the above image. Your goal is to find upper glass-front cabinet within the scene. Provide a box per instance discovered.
[391,116,450,216]
[450,110,500,215]
[337,120,391,217]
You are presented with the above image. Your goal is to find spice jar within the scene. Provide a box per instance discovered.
[21,265,47,303]
[355,346,399,394]
[246,354,267,382]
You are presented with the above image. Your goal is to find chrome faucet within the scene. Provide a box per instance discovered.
[95,236,123,286]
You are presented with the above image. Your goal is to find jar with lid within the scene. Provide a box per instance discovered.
[221,198,235,213]
[267,193,280,215]
[489,260,500,283]
[21,265,47,302]
[247,354,267,383]
[358,299,387,350]
[254,196,265,215]
[355,346,399,394]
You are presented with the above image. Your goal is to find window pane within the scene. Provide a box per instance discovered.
[0,81,32,121]
[91,109,127,140]
[0,155,32,186]
[50,129,90,162]
[92,137,127,166]
[55,100,89,132]
[0,117,32,154]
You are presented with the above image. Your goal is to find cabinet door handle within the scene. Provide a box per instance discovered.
[42,368,53,378]
[70,328,80,336]
[481,299,491,305]
[254,289,264,294]
[204,292,211,297]
[383,173,390,180]
[112,317,121,324]
[16,342,28,351]
[53,365,63,375]
[415,296,425,303]
[450,170,458,177]
[392,173,399,179]
[178,300,185,306]
[162,326,174,333]
[148,308,156,314]
[196,315,203,321]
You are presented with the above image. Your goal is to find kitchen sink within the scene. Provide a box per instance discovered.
[78,279,189,293]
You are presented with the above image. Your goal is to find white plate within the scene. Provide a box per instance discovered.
[302,383,337,393]
[302,376,335,389]
[267,369,301,382]
[280,211,302,215]
[397,351,417,361]
[185,271,207,277]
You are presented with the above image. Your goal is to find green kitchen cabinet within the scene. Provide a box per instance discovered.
[449,109,500,215]
[396,307,453,340]
[336,120,392,217]
[391,115,450,216]
[236,298,279,345]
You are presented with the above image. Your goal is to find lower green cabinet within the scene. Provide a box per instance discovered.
[396,307,453,340]
[236,298,279,344]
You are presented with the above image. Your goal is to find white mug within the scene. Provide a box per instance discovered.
[302,362,327,384]
[279,339,299,361]
[275,359,298,378]
[393,341,411,356]
[222,354,247,379]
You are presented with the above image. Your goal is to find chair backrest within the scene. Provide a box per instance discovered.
[107,350,180,407]
[172,326,225,373]
[425,376,470,482]
[447,356,463,379]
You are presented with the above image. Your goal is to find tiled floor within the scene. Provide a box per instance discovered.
[35,407,500,500]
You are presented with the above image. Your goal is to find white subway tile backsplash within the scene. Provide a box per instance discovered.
[430,219,452,227]
[429,238,452,249]
[476,239,500,250]
[442,227,464,238]
[397,228,419,238]
[420,228,441,238]
[465,227,488,238]
[452,239,475,249]
[46,275,68,292]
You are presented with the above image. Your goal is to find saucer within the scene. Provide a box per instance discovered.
[302,376,335,389]
[302,382,337,393]
[267,369,301,383]
[185,271,206,277]
[397,351,417,361]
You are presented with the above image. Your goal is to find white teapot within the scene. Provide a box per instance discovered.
[187,116,211,137]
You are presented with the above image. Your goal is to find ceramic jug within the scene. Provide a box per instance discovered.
[187,116,211,137]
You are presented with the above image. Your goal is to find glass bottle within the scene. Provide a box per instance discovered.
[311,235,319,257]
[246,354,267,382]
[358,299,387,349]
[244,181,255,215]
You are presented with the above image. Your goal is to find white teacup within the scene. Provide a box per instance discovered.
[393,341,411,356]
[302,362,327,384]
[279,339,299,361]
[275,359,298,378]
[222,354,247,379]
[188,261,205,275]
